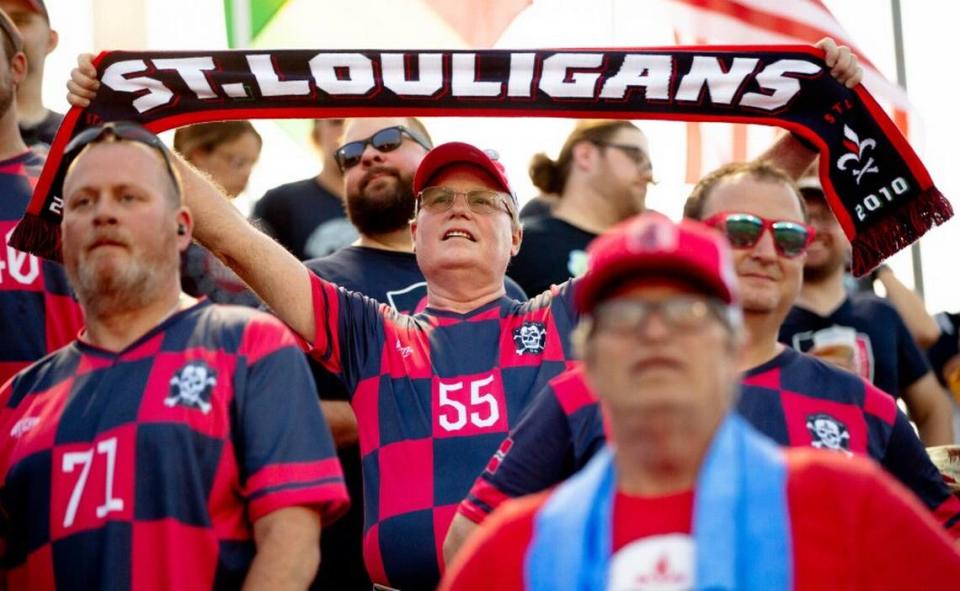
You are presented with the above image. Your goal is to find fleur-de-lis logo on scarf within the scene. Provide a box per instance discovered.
[837,124,879,185]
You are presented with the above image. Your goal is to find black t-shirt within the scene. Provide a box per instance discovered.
[19,110,63,154]
[252,177,357,261]
[779,293,931,398]
[180,243,261,307]
[928,312,960,385]
[519,195,554,220]
[303,246,526,590]
[508,215,597,297]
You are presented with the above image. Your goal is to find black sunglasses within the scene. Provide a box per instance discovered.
[335,126,432,171]
[57,121,181,200]
[591,140,653,170]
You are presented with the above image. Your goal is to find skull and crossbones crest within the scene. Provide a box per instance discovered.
[836,124,879,185]
[513,321,547,355]
[166,361,216,414]
[806,413,852,455]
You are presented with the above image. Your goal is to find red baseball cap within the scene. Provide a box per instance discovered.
[0,8,23,54]
[575,213,739,314]
[413,142,517,205]
[5,0,47,19]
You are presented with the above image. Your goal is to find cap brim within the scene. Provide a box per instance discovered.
[575,252,734,314]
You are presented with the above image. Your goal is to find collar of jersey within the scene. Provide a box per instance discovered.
[75,298,210,358]
[422,295,510,319]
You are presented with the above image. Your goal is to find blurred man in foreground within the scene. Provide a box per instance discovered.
[441,213,960,591]
[445,161,960,560]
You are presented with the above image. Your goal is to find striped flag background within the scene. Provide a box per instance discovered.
[665,0,911,181]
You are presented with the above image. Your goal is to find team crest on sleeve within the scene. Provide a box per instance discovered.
[805,413,852,455]
[167,361,217,414]
[513,321,547,355]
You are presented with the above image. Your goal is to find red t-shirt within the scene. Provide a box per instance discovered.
[441,449,960,591]
[610,490,695,589]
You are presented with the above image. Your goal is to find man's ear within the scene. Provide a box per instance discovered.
[9,52,27,85]
[175,207,193,252]
[510,224,523,257]
[409,218,417,253]
[46,29,59,56]
[571,140,597,172]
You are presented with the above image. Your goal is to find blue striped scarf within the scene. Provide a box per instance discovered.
[524,413,792,591]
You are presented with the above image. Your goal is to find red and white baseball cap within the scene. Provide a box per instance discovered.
[575,212,739,314]
[413,142,517,206]
[7,0,47,20]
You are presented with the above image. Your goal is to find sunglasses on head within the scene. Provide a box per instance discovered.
[705,212,815,258]
[335,126,432,171]
[60,121,181,199]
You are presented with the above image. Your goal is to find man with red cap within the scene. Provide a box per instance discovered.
[173,141,575,590]
[440,213,960,591]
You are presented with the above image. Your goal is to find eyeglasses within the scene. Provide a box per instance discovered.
[416,186,513,216]
[593,296,732,336]
[705,212,815,258]
[591,140,653,171]
[61,121,181,199]
[335,126,432,171]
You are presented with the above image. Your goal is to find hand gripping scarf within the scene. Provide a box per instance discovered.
[524,413,791,591]
[10,46,951,274]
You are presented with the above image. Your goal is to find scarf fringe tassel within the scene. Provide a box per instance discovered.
[10,213,64,263]
[851,187,953,277]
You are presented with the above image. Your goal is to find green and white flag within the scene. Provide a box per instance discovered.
[223,0,290,47]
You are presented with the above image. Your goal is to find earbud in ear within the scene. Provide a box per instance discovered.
[177,224,186,236]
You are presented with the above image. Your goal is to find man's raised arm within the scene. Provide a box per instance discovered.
[174,156,318,343]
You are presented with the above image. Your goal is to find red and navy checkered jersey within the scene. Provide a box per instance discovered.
[306,273,577,590]
[0,151,83,385]
[461,350,960,537]
[0,300,349,590]
[304,246,530,590]
[780,294,931,397]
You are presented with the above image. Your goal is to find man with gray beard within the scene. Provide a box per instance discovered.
[0,122,349,590]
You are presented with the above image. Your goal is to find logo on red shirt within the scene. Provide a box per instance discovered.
[166,361,217,414]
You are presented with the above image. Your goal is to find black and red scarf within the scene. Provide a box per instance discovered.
[11,46,951,275]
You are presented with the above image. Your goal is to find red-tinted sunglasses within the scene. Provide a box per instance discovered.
[705,212,815,258]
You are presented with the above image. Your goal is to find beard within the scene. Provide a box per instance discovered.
[803,245,846,284]
[67,229,181,318]
[345,165,417,236]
